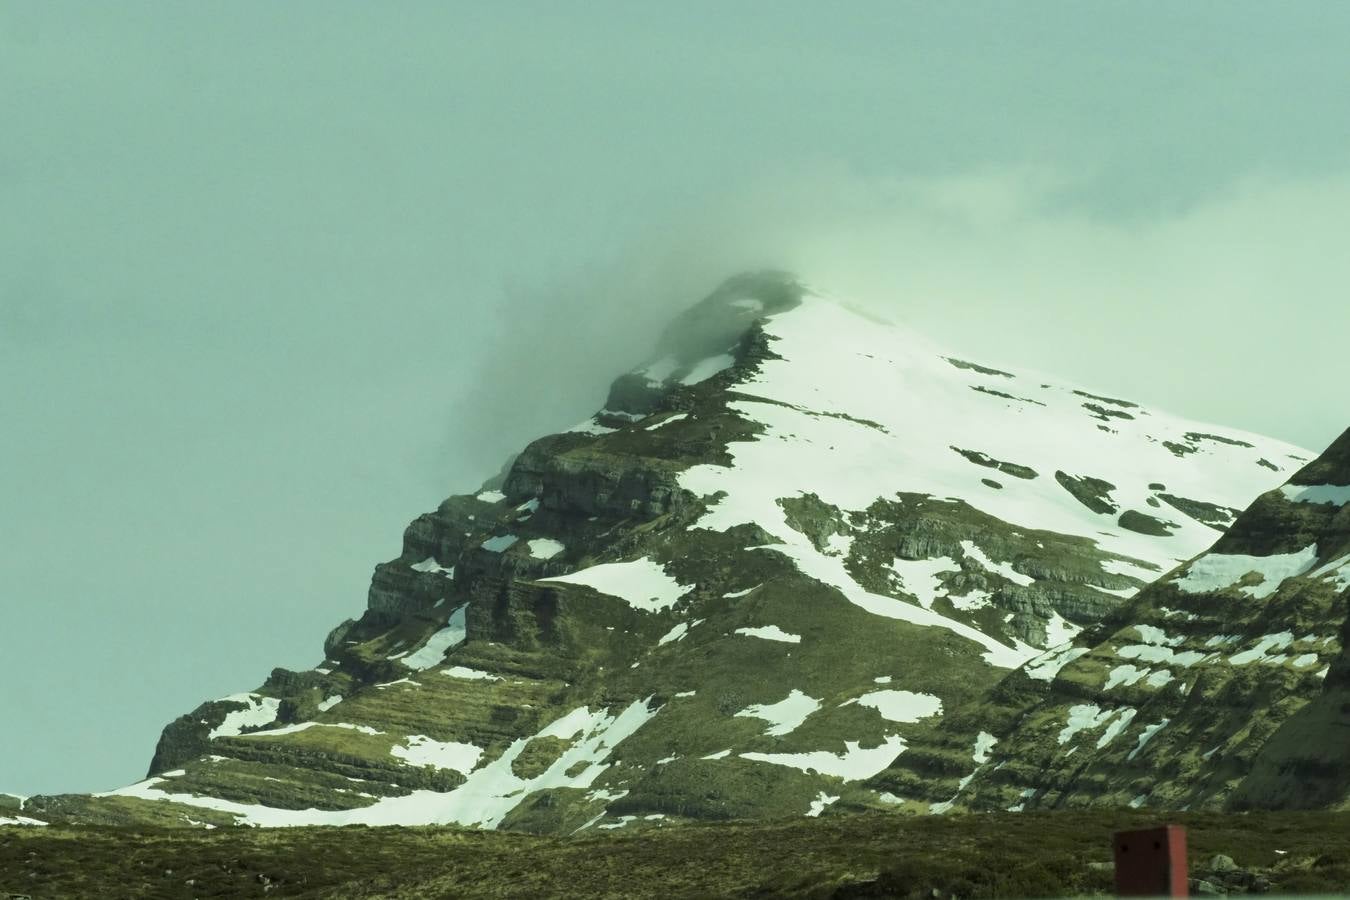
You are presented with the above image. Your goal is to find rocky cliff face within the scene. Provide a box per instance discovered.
[882,429,1348,815]
[19,273,1316,831]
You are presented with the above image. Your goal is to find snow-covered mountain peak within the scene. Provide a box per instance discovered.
[682,284,1307,573]
[20,273,1323,833]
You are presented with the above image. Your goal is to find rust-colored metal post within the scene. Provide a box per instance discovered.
[1113,824,1188,897]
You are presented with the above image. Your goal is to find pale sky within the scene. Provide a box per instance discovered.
[3,2,1348,794]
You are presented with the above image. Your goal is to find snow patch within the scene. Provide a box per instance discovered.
[846,690,943,724]
[1058,704,1115,745]
[208,694,281,739]
[481,535,519,553]
[734,625,801,643]
[0,816,47,826]
[540,558,692,613]
[585,788,628,804]
[568,417,617,436]
[1024,646,1089,682]
[741,735,907,781]
[888,555,959,609]
[948,589,992,611]
[807,791,840,817]
[1280,484,1350,506]
[1229,632,1295,666]
[391,736,483,774]
[411,557,454,576]
[1101,558,1163,582]
[1127,719,1169,761]
[1095,708,1137,749]
[658,620,704,646]
[1043,612,1083,649]
[1115,643,1208,667]
[760,530,1035,669]
[1134,624,1183,647]
[1311,554,1350,591]
[646,413,689,431]
[441,666,499,681]
[242,722,383,738]
[527,539,565,560]
[735,689,822,736]
[1174,544,1319,599]
[1146,670,1175,688]
[1105,665,1149,690]
[402,606,468,671]
[960,540,1034,586]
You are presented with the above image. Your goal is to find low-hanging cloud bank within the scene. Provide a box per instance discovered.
[457,166,1349,477]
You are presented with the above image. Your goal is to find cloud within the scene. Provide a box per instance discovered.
[772,166,1348,452]
[468,165,1347,459]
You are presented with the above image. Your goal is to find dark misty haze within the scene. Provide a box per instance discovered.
[3,2,1349,794]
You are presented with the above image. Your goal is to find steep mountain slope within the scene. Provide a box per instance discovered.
[18,273,1308,831]
[882,428,1348,814]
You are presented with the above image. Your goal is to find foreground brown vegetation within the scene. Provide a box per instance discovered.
[3,809,1348,898]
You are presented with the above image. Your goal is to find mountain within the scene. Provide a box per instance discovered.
[17,272,1313,831]
[877,427,1348,815]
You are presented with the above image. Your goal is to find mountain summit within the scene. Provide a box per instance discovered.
[19,273,1315,830]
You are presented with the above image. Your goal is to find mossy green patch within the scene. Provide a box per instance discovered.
[944,357,1013,378]
[1054,470,1119,515]
[1157,492,1239,529]
[1081,402,1135,421]
[950,446,1038,480]
[969,385,1046,406]
[511,736,576,780]
[1072,389,1139,409]
[1118,509,1178,536]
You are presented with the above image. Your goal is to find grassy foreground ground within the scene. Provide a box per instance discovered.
[2,810,1347,899]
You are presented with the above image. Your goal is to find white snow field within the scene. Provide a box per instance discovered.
[401,606,468,670]
[680,291,1305,666]
[207,694,281,739]
[540,558,693,612]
